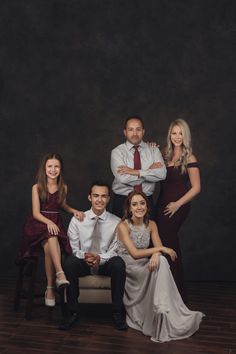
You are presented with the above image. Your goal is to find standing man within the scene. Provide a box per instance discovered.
[59,181,127,331]
[111,116,166,218]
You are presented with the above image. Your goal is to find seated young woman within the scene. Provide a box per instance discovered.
[116,190,204,343]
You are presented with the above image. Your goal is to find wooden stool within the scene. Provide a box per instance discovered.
[14,257,44,320]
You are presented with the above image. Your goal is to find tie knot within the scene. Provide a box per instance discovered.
[134,145,139,151]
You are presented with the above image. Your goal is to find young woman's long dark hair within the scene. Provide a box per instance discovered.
[122,191,150,226]
[36,153,66,204]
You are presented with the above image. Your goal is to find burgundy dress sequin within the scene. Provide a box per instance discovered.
[155,162,199,302]
[20,191,72,260]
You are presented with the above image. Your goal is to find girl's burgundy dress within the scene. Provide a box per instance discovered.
[20,191,72,260]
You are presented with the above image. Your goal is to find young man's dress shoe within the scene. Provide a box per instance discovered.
[58,312,80,330]
[112,312,128,331]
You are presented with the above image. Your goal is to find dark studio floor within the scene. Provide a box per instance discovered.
[0,278,235,354]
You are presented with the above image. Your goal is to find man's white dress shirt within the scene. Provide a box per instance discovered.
[68,209,121,265]
[111,140,166,196]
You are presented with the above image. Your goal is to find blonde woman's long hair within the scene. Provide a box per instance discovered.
[163,119,192,174]
[36,153,66,204]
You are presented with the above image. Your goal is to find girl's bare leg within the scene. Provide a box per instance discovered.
[43,241,55,299]
[47,236,67,282]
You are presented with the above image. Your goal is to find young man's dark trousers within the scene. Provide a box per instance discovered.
[61,255,126,317]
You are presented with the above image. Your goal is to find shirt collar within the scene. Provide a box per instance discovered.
[126,140,145,150]
[88,208,107,221]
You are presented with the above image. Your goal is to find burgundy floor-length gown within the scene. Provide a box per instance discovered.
[20,191,72,260]
[155,162,199,302]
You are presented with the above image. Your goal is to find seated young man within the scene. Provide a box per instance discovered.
[59,181,127,331]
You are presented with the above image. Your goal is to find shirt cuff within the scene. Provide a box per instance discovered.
[76,250,85,259]
[99,256,106,265]
[139,169,149,178]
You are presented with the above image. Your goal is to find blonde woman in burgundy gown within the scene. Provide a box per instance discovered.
[155,119,201,302]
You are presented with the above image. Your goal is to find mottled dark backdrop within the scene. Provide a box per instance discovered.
[1,0,235,280]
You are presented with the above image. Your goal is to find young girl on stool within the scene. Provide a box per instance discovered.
[20,153,84,307]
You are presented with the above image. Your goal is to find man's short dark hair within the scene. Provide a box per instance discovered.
[89,180,111,196]
[123,116,145,129]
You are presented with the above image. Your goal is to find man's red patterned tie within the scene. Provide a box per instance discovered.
[133,145,142,192]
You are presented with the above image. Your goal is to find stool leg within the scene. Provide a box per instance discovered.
[25,259,38,320]
[13,263,25,312]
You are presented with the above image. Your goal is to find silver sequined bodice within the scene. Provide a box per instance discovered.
[117,221,150,255]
